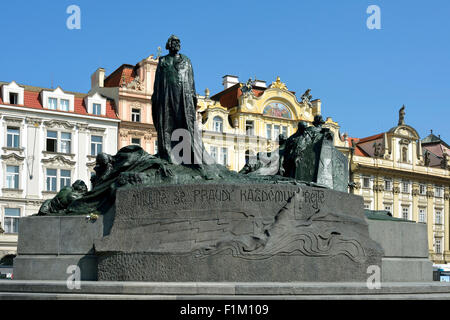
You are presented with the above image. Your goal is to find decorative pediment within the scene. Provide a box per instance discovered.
[41,155,76,166]
[86,161,96,169]
[88,126,106,133]
[389,125,420,140]
[43,119,75,130]
[25,117,42,126]
[1,153,25,162]
[3,116,23,125]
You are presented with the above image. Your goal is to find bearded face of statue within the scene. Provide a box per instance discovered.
[166,36,181,54]
[72,180,88,194]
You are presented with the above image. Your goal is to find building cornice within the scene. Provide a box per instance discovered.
[0,104,120,123]
[354,163,450,184]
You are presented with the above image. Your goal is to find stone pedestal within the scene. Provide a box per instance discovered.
[12,183,432,283]
[95,183,383,281]
[13,216,103,281]
[368,220,432,282]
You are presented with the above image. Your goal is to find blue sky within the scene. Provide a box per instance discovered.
[1,0,449,140]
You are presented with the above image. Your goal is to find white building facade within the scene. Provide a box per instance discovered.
[0,81,119,257]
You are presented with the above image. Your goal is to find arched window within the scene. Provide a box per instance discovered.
[213,116,223,133]
[402,146,408,162]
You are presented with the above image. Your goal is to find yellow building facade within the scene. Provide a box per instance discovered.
[348,110,450,264]
[197,76,321,172]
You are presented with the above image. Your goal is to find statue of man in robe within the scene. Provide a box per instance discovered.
[152,35,204,165]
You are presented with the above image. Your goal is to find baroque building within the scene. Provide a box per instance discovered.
[349,108,450,264]
[0,81,119,257]
[91,55,159,155]
[197,76,324,171]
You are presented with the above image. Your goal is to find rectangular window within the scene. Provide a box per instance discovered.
[6,127,20,148]
[402,181,410,193]
[436,210,442,225]
[266,124,272,140]
[46,131,58,152]
[384,180,392,191]
[154,140,158,155]
[93,103,102,115]
[436,238,442,254]
[48,97,58,110]
[273,125,280,140]
[131,109,141,122]
[60,170,71,188]
[91,135,103,156]
[46,168,57,192]
[282,126,288,138]
[6,165,19,189]
[4,208,20,234]
[60,132,71,154]
[221,147,228,166]
[419,208,426,223]
[402,207,409,220]
[131,138,140,146]
[213,117,223,133]
[364,203,371,210]
[419,184,426,195]
[363,177,370,188]
[60,99,70,111]
[384,205,392,213]
[210,146,218,162]
[435,186,444,198]
[245,121,254,136]
[9,92,18,104]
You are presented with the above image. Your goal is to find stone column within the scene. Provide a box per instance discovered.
[444,187,450,263]
[427,184,435,259]
[393,179,400,218]
[412,182,419,222]
[374,175,384,211]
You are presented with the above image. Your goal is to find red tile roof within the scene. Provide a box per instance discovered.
[104,64,136,88]
[0,85,118,120]
[347,134,383,157]
[211,84,266,109]
[357,132,384,143]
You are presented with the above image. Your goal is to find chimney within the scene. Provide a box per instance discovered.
[91,68,105,89]
[222,75,239,89]
[254,79,267,88]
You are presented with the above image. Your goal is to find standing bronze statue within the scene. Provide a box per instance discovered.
[152,35,204,165]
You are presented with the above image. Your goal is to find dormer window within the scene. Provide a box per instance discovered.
[48,97,58,110]
[2,81,24,105]
[93,103,102,115]
[42,87,74,112]
[9,92,18,104]
[85,92,107,116]
[60,99,70,111]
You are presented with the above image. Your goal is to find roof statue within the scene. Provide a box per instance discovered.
[398,105,405,125]
[240,78,255,97]
[269,76,288,90]
[300,89,313,107]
